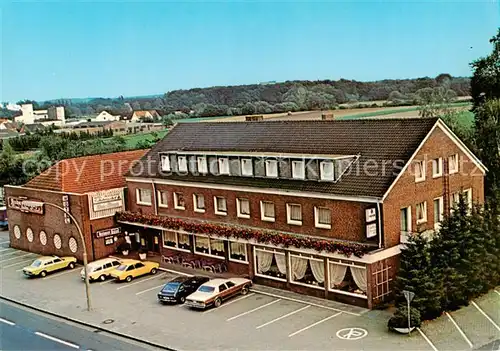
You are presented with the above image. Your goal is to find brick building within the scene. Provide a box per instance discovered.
[119,118,484,308]
[5,150,147,261]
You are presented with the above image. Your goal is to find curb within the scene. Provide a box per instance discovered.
[0,295,176,351]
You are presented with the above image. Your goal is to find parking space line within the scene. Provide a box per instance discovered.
[227,299,281,321]
[0,251,21,257]
[116,273,167,290]
[250,288,361,316]
[257,305,311,329]
[159,267,192,277]
[288,312,342,337]
[203,293,256,314]
[3,259,34,270]
[99,279,115,285]
[0,248,14,253]
[471,301,500,332]
[0,253,34,264]
[35,331,80,349]
[42,269,79,281]
[0,241,10,245]
[494,290,500,297]
[445,312,473,348]
[0,317,15,326]
[417,327,439,351]
[136,284,164,296]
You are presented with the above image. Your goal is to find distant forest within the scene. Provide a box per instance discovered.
[3,74,470,119]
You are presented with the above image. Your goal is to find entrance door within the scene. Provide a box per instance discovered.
[147,232,161,253]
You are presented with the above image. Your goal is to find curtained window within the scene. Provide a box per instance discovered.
[174,192,185,210]
[229,242,247,262]
[255,248,286,280]
[194,235,225,258]
[193,194,205,212]
[290,255,325,288]
[178,233,190,250]
[136,188,152,205]
[162,231,191,251]
[315,207,332,229]
[215,196,227,215]
[261,201,275,222]
[194,236,210,254]
[287,204,302,225]
[162,231,177,248]
[416,201,427,224]
[157,191,168,208]
[449,154,459,174]
[328,260,367,296]
[237,198,251,218]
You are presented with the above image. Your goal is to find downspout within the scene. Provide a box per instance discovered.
[377,200,383,249]
[151,180,158,216]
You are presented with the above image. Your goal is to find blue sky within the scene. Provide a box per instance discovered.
[1,1,499,102]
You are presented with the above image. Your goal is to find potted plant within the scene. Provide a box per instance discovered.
[118,243,130,256]
[138,247,147,260]
[388,306,421,334]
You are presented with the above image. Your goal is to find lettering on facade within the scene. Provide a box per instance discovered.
[365,207,378,239]
[88,189,124,220]
[62,195,71,224]
[95,227,121,239]
[8,197,44,214]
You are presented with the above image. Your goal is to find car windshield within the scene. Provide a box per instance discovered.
[31,260,42,267]
[162,282,180,293]
[116,265,127,271]
[198,286,215,293]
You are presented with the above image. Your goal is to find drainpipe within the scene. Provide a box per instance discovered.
[151,180,158,216]
[377,201,383,249]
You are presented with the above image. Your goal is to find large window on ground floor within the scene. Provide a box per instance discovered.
[194,235,225,259]
[289,254,325,289]
[328,259,367,298]
[254,248,287,281]
[229,241,248,263]
[162,231,191,252]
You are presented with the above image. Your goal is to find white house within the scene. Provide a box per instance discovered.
[94,111,120,122]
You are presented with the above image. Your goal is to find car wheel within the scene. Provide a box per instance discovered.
[241,285,249,295]
[99,275,106,282]
[68,262,75,269]
[150,268,157,275]
[214,298,222,308]
[125,276,133,283]
[40,271,47,278]
[179,296,186,304]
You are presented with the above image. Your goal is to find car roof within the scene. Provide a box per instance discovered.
[88,257,120,266]
[202,278,229,287]
[169,276,190,283]
[120,259,140,265]
[35,256,58,262]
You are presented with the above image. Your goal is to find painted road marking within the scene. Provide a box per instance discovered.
[336,327,368,340]
[494,290,500,297]
[42,269,79,281]
[3,259,35,270]
[256,305,311,329]
[288,312,342,337]
[203,293,256,314]
[446,312,473,348]
[0,241,10,245]
[116,273,167,290]
[159,267,192,277]
[0,251,21,257]
[417,327,439,351]
[136,284,164,296]
[0,248,14,253]
[0,317,15,326]
[227,299,281,321]
[0,253,34,264]
[472,301,500,332]
[35,332,80,349]
[99,279,115,285]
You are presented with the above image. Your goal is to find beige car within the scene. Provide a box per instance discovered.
[185,278,252,309]
[80,257,121,282]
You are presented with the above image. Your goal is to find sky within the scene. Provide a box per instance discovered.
[1,0,499,102]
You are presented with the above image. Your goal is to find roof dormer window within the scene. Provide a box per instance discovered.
[320,161,334,181]
[197,156,208,174]
[218,157,229,175]
[160,155,171,172]
[177,156,188,173]
[292,160,305,179]
[241,158,253,176]
[265,159,278,178]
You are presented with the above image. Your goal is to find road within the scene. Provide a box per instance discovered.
[0,300,159,351]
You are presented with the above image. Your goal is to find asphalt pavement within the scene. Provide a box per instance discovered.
[0,300,158,351]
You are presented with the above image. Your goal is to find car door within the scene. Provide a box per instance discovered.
[218,283,230,301]
[52,257,65,270]
[134,262,147,276]
[225,281,238,298]
[44,260,55,272]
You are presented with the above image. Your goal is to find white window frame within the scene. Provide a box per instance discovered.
[197,156,208,174]
[236,198,251,219]
[451,192,460,209]
[416,201,427,224]
[193,235,225,260]
[415,160,426,182]
[289,254,324,291]
[292,160,305,179]
[314,206,331,229]
[432,158,443,178]
[327,258,368,299]
[229,241,248,263]
[177,156,188,173]
[241,158,253,176]
[214,196,228,216]
[136,188,152,206]
[260,201,275,222]
[464,188,473,210]
[193,194,205,213]
[157,190,168,208]
[162,231,191,253]
[218,157,230,175]
[320,161,334,181]
[433,196,444,230]
[173,192,185,210]
[286,203,302,226]
[253,247,287,282]
[449,154,459,174]
[160,154,171,172]
[265,159,278,178]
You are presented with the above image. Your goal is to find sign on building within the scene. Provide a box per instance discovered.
[8,197,44,214]
[62,195,71,224]
[365,207,378,239]
[88,188,125,220]
[95,227,121,238]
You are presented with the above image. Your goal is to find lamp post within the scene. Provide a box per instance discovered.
[402,290,415,336]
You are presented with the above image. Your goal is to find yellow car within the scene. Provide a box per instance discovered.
[23,255,77,278]
[109,259,160,282]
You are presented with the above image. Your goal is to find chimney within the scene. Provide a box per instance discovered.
[321,112,335,120]
[245,115,264,122]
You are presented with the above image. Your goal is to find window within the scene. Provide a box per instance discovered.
[163,231,191,251]
[241,158,253,176]
[400,207,411,233]
[193,194,205,213]
[126,265,134,271]
[214,196,227,215]
[226,281,235,288]
[218,158,229,175]
[53,258,62,263]
[290,255,325,289]
[464,188,473,210]
[433,197,444,230]
[265,159,278,178]
[449,154,459,174]
[320,161,334,181]
[415,160,426,182]
[157,190,168,208]
[451,192,460,208]
[260,201,275,222]
[432,158,443,178]
[177,156,188,172]
[328,259,367,297]
[254,248,287,281]
[135,262,145,269]
[136,188,152,205]
[194,236,225,258]
[197,156,208,174]
[104,263,112,269]
[162,231,177,248]
[292,160,305,179]
[416,201,427,224]
[174,192,185,210]
[219,284,227,292]
[286,204,302,225]
[161,155,171,172]
[236,198,250,218]
[314,207,331,229]
[229,242,247,262]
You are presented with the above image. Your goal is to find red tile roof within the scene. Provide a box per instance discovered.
[25,150,148,194]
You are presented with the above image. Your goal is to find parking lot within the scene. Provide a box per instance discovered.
[0,236,498,350]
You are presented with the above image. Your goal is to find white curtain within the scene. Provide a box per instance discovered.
[309,259,325,283]
[256,250,273,273]
[275,253,287,275]
[350,266,367,292]
[291,256,308,280]
[210,239,224,252]
[329,262,347,288]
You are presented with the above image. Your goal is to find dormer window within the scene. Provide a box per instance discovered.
[178,156,188,173]
[218,158,229,175]
[320,161,334,181]
[265,159,278,178]
[241,159,253,176]
[292,160,305,179]
[197,156,208,174]
[161,155,171,172]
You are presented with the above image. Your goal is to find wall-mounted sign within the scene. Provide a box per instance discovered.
[88,189,125,220]
[104,236,114,246]
[366,223,377,238]
[62,195,71,224]
[95,227,121,238]
[365,208,377,222]
[8,197,44,214]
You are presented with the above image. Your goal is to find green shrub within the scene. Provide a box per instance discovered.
[387,306,421,330]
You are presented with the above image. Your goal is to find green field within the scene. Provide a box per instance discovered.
[121,129,168,148]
